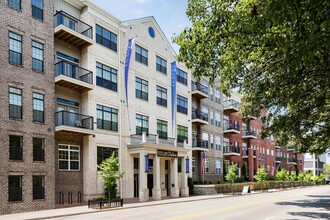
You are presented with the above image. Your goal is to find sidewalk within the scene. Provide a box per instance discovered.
[0,194,229,220]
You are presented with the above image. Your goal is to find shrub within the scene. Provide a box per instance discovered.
[255,166,267,183]
[289,171,297,181]
[225,164,237,183]
[305,172,312,182]
[298,172,304,182]
[276,169,288,181]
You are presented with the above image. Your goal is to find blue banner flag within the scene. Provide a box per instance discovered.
[186,158,190,173]
[145,154,149,173]
[171,62,177,134]
[124,38,136,130]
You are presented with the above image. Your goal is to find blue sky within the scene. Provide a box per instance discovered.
[90,0,190,52]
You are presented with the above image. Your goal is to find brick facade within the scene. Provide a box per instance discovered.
[0,0,55,215]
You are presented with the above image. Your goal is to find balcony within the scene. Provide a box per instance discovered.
[223,145,240,156]
[54,11,93,48]
[242,130,257,139]
[191,81,208,99]
[223,99,239,113]
[55,111,94,135]
[275,157,282,163]
[287,146,297,152]
[128,133,190,153]
[55,61,94,92]
[288,158,297,165]
[192,110,208,126]
[223,123,240,134]
[192,139,209,151]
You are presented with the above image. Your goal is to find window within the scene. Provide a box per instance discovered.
[215,136,221,150]
[96,62,117,91]
[205,158,210,173]
[177,68,187,85]
[156,86,167,107]
[32,41,44,71]
[210,110,214,125]
[97,147,118,166]
[32,0,43,20]
[210,135,214,148]
[8,0,21,10]
[266,165,270,173]
[58,145,80,171]
[157,119,167,139]
[136,114,149,135]
[177,125,188,143]
[33,93,44,122]
[33,138,44,161]
[8,176,22,202]
[215,112,221,127]
[178,159,182,173]
[135,45,148,65]
[210,87,214,100]
[136,77,148,101]
[97,105,118,131]
[216,160,221,174]
[192,157,195,173]
[177,95,188,114]
[215,90,221,104]
[9,87,22,119]
[202,133,209,148]
[33,176,45,200]
[96,25,117,51]
[9,135,22,160]
[156,56,167,74]
[9,32,22,65]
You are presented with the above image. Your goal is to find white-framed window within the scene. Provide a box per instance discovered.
[58,145,80,171]
[205,158,210,173]
[267,149,269,155]
[216,159,221,174]
[267,165,270,173]
[215,136,221,150]
[192,157,195,173]
[215,90,221,104]
[209,86,214,100]
[210,110,214,125]
[271,150,274,156]
[215,112,221,127]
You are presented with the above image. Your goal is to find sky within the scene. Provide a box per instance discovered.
[90,0,191,53]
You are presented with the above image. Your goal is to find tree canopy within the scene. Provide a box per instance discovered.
[174,0,330,154]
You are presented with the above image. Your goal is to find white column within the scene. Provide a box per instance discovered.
[152,154,161,200]
[180,157,189,197]
[139,152,149,202]
[170,158,179,197]
[82,135,97,201]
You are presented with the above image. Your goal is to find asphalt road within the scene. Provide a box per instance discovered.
[52,185,330,220]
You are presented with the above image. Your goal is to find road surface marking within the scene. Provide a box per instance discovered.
[169,196,290,220]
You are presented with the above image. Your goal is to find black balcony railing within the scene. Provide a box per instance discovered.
[191,81,208,95]
[276,157,282,161]
[242,149,248,156]
[192,139,209,149]
[288,146,297,151]
[224,123,240,131]
[54,10,93,39]
[242,130,257,137]
[55,111,93,130]
[288,158,297,163]
[192,110,208,121]
[223,99,239,109]
[55,61,93,85]
[224,145,240,154]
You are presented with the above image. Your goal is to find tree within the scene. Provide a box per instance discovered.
[97,153,125,199]
[174,0,330,154]
[289,171,297,182]
[305,172,313,182]
[254,166,267,183]
[323,163,330,179]
[225,163,237,183]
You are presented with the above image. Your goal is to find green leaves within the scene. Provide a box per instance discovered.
[225,163,238,183]
[175,0,330,154]
[254,166,267,183]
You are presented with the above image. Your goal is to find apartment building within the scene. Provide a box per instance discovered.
[303,153,325,176]
[222,93,295,180]
[53,0,191,205]
[191,80,224,183]
[275,146,304,174]
[0,0,55,215]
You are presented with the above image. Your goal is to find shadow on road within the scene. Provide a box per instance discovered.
[276,194,330,219]
[287,212,330,219]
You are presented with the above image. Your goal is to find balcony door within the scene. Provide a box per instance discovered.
[56,52,79,79]
[56,98,79,127]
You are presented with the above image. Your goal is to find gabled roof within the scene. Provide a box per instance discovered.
[123,16,177,57]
